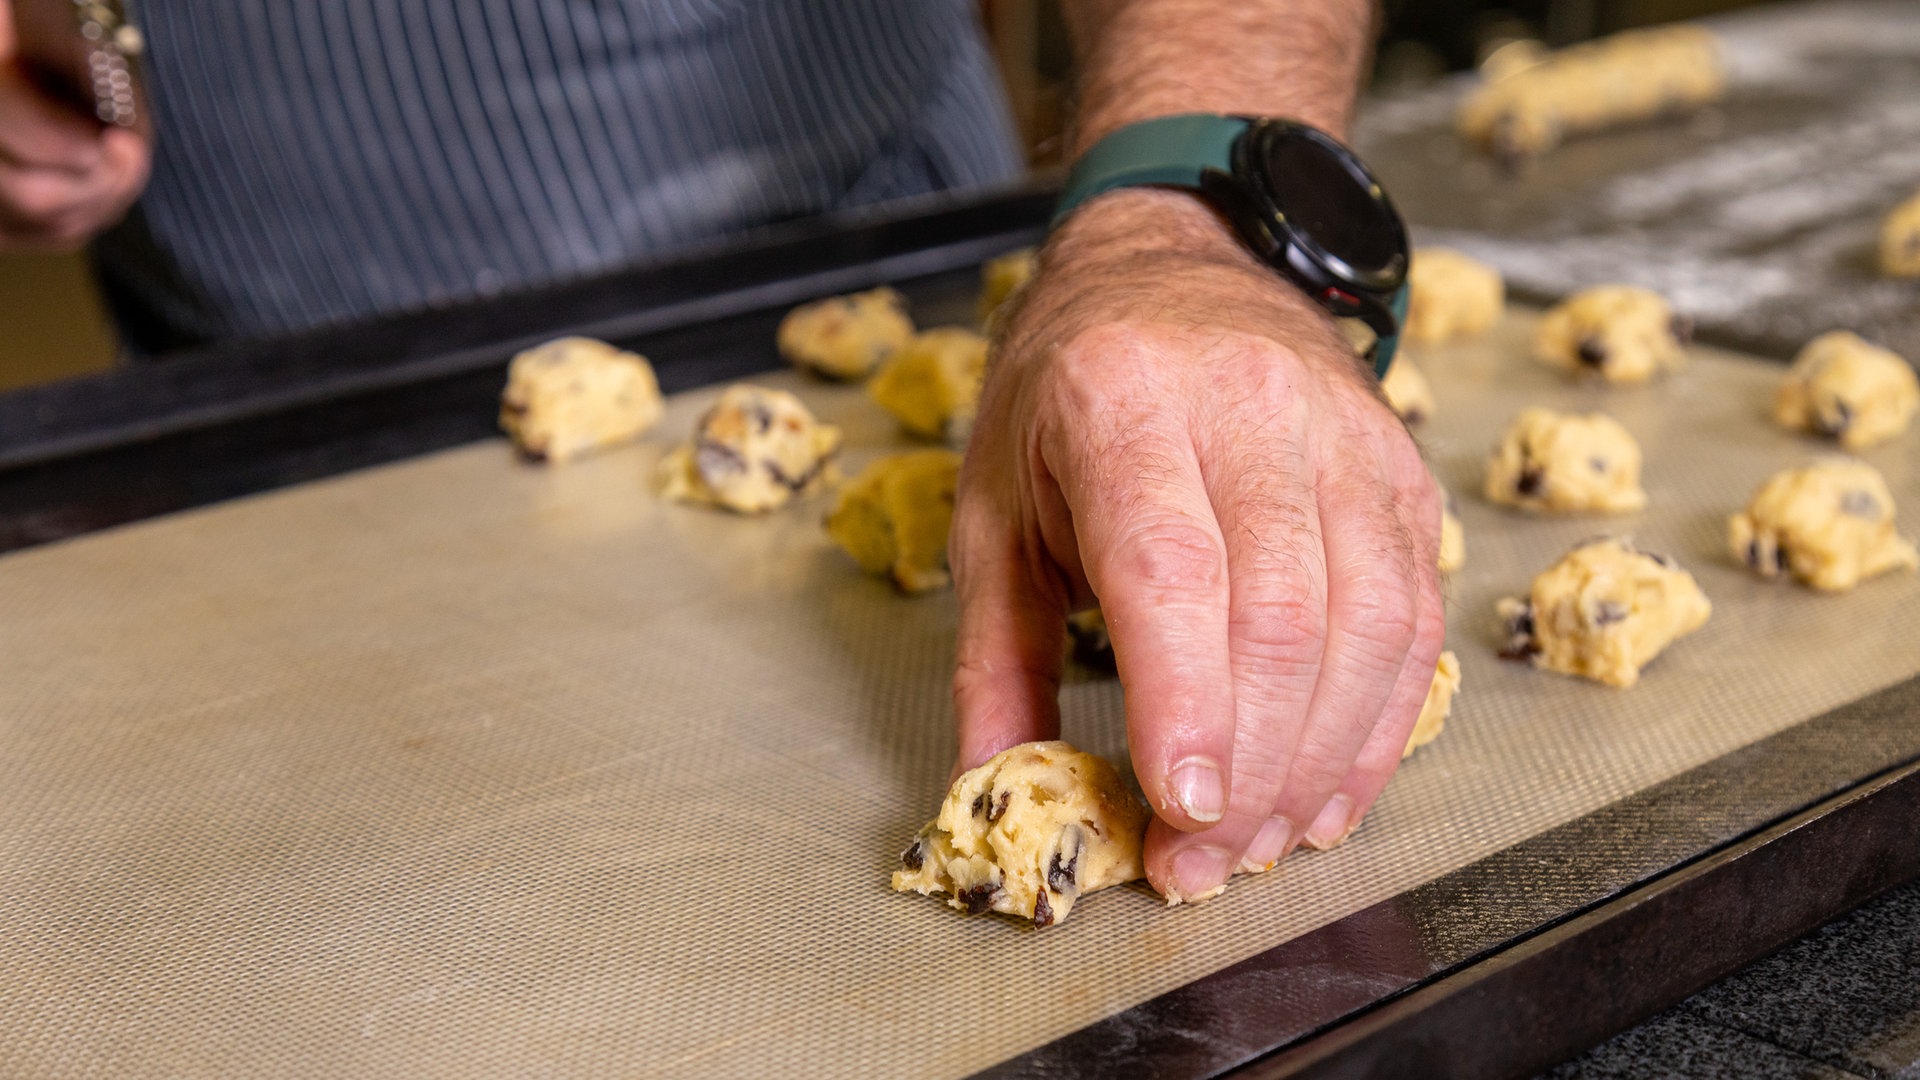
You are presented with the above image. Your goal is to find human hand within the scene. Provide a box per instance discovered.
[949,188,1445,903]
[0,0,150,252]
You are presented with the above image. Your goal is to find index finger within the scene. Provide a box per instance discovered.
[1060,423,1237,833]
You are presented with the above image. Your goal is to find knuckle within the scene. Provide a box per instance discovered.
[1111,518,1225,595]
[1229,591,1325,668]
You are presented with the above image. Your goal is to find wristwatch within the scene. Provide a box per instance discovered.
[1054,114,1411,379]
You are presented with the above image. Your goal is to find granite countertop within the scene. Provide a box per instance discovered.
[1547,876,1920,1077]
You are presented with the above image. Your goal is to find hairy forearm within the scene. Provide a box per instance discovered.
[1060,0,1378,155]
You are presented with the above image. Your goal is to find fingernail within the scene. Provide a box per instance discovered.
[1171,845,1234,901]
[1167,759,1225,823]
[1239,816,1294,873]
[1303,795,1356,850]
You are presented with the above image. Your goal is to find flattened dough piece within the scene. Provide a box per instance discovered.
[1403,650,1461,759]
[1404,248,1505,345]
[776,287,914,381]
[1728,460,1919,592]
[979,247,1037,326]
[868,327,989,444]
[1381,359,1436,424]
[1439,488,1466,573]
[1484,408,1646,514]
[824,449,961,593]
[1881,192,1920,278]
[1534,285,1689,383]
[1773,331,1919,450]
[1497,537,1710,688]
[1456,25,1724,159]
[659,384,841,513]
[499,337,663,464]
[892,741,1150,928]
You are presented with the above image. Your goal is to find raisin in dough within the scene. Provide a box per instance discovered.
[1497,537,1710,688]
[1881,192,1920,278]
[659,384,841,513]
[1404,248,1505,345]
[1381,359,1436,424]
[1773,332,1919,450]
[892,741,1150,928]
[1484,408,1646,514]
[1534,286,1689,383]
[1456,25,1724,160]
[499,337,664,464]
[776,287,915,381]
[1402,650,1461,759]
[868,327,989,444]
[824,449,961,593]
[1729,460,1919,592]
[1439,488,1466,573]
[979,247,1037,326]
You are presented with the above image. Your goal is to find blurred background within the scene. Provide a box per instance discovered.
[0,0,1777,393]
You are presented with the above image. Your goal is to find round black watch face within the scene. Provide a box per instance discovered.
[1258,127,1404,281]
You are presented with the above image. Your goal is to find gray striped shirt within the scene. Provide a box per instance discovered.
[95,0,1023,352]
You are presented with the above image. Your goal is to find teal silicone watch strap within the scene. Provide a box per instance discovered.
[1052,114,1247,226]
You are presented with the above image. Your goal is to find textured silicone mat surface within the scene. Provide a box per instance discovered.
[2,312,1917,1078]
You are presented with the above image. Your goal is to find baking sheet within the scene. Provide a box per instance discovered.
[2,312,1918,1078]
[1356,0,1920,361]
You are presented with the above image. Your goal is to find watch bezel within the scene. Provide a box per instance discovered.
[1218,118,1410,297]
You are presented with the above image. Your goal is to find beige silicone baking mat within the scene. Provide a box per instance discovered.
[3,312,1917,1078]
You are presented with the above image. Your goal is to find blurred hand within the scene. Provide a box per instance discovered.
[0,0,150,252]
[950,189,1445,903]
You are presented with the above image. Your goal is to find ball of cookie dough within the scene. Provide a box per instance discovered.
[824,450,961,593]
[1728,460,1919,592]
[776,287,915,381]
[868,327,989,444]
[1439,489,1466,573]
[1484,408,1646,514]
[892,741,1150,928]
[1497,537,1710,689]
[1456,25,1724,160]
[1402,650,1461,760]
[1773,331,1919,450]
[1404,248,1505,345]
[1381,359,1436,424]
[979,247,1037,326]
[659,384,842,514]
[1881,192,1920,278]
[1534,286,1689,383]
[499,337,664,464]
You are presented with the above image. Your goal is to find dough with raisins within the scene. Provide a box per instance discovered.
[1881,192,1920,278]
[659,384,841,513]
[1534,286,1689,383]
[1729,460,1918,592]
[499,337,663,464]
[1484,408,1646,514]
[1497,537,1710,688]
[1404,248,1505,345]
[777,287,914,381]
[1402,650,1461,759]
[892,741,1149,928]
[824,450,961,593]
[1381,359,1435,424]
[1456,25,1724,160]
[1773,331,1918,450]
[868,327,989,444]
[979,247,1037,326]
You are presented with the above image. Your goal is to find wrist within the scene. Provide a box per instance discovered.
[1047,188,1248,275]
